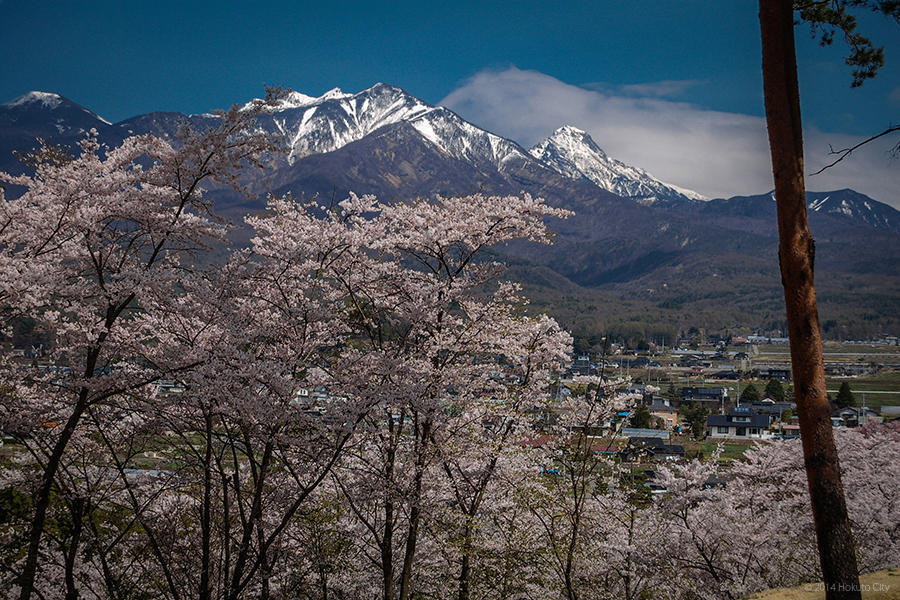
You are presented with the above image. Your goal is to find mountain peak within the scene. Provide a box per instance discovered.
[545,125,608,158]
[531,125,705,204]
[319,87,350,101]
[550,125,593,141]
[554,124,587,138]
[365,82,401,93]
[1,90,112,127]
[4,91,65,109]
[277,90,319,109]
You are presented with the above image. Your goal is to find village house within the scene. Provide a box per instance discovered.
[757,366,791,381]
[706,406,773,440]
[647,397,679,429]
[619,436,685,462]
[678,386,729,411]
[830,406,881,427]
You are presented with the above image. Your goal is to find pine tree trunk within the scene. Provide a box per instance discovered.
[758,2,861,598]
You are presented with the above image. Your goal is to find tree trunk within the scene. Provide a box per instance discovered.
[398,417,432,600]
[382,496,394,600]
[19,382,93,600]
[758,2,861,597]
[227,439,273,600]
[381,415,398,600]
[457,526,472,600]
[199,412,213,600]
[64,497,85,600]
[222,473,232,600]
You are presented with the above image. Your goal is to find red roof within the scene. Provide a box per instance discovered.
[520,434,557,448]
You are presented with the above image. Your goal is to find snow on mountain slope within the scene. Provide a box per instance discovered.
[245,84,432,163]
[241,88,350,113]
[243,83,533,173]
[406,106,532,171]
[530,125,706,205]
[806,189,900,231]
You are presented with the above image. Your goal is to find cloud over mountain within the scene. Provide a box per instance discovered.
[441,67,899,206]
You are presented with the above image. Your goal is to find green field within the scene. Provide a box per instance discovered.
[670,439,756,462]
[825,371,900,409]
[625,351,900,410]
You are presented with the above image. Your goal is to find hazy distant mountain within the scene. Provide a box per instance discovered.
[530,125,706,205]
[696,189,900,234]
[805,189,900,232]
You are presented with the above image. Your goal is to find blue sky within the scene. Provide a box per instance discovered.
[1,0,898,202]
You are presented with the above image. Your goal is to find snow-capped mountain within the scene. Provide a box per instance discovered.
[0,91,112,166]
[243,83,533,172]
[0,84,536,180]
[1,91,111,130]
[694,188,900,234]
[529,125,706,205]
[5,91,67,111]
[2,84,896,239]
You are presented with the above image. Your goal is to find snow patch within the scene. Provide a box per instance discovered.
[4,91,63,109]
[808,196,829,211]
[410,118,443,149]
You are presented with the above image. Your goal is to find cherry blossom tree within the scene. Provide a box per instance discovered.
[2,174,575,599]
[430,314,571,600]
[0,93,277,600]
[319,193,571,600]
[655,422,900,600]
[516,380,643,600]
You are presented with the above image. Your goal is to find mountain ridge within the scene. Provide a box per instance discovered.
[3,84,894,217]
[1,83,897,338]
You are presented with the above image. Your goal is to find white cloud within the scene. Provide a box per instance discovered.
[441,67,899,207]
[889,86,900,107]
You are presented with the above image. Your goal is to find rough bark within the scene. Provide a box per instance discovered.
[758,1,861,598]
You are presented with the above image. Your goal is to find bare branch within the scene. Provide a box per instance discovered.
[810,124,900,175]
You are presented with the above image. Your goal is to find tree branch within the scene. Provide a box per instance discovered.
[811,124,899,175]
